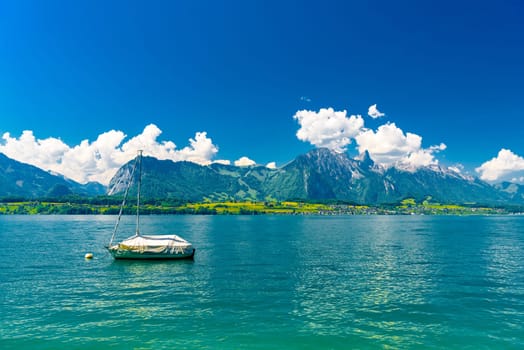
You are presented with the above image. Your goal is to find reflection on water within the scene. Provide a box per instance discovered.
[289,217,443,347]
[1,215,524,349]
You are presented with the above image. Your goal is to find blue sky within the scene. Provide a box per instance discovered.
[1,0,523,184]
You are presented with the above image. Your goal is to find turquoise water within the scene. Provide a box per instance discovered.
[1,215,524,349]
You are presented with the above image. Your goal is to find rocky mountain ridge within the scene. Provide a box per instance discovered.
[107,148,519,205]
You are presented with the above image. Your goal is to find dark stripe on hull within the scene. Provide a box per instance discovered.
[109,248,195,260]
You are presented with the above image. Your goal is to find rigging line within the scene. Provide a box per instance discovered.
[108,153,140,247]
[107,165,126,196]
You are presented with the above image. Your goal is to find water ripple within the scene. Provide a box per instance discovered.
[1,215,524,349]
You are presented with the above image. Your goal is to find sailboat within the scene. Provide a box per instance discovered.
[107,150,196,260]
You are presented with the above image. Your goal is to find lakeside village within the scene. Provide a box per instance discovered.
[0,197,522,216]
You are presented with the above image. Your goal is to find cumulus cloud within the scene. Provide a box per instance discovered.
[266,161,277,169]
[368,104,385,119]
[429,143,447,152]
[355,123,446,169]
[293,108,364,153]
[292,105,447,171]
[448,164,464,174]
[1,130,71,171]
[234,156,256,167]
[0,124,220,185]
[476,149,524,183]
[120,124,176,160]
[176,131,218,165]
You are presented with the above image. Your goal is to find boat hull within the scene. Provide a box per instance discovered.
[108,247,195,260]
[108,234,195,260]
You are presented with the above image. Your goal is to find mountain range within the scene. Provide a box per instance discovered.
[1,149,523,205]
[0,153,105,198]
[107,148,524,205]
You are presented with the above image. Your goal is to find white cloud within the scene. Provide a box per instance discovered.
[234,156,256,167]
[401,149,439,168]
[368,104,385,119]
[120,124,177,161]
[0,124,220,185]
[59,130,128,185]
[266,161,277,169]
[1,130,71,171]
[213,159,231,165]
[293,107,364,153]
[292,106,448,171]
[448,165,464,174]
[430,143,447,152]
[476,149,524,182]
[511,176,524,183]
[355,123,446,169]
[176,131,218,165]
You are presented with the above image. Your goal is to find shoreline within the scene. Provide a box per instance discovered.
[1,200,521,216]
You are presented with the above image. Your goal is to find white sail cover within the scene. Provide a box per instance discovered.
[118,234,193,254]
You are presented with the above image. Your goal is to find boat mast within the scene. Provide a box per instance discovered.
[136,150,143,236]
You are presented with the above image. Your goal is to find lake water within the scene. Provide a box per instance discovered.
[1,215,524,349]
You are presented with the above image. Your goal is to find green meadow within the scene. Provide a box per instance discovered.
[0,197,519,215]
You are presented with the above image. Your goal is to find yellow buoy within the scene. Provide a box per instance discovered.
[85,253,93,259]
